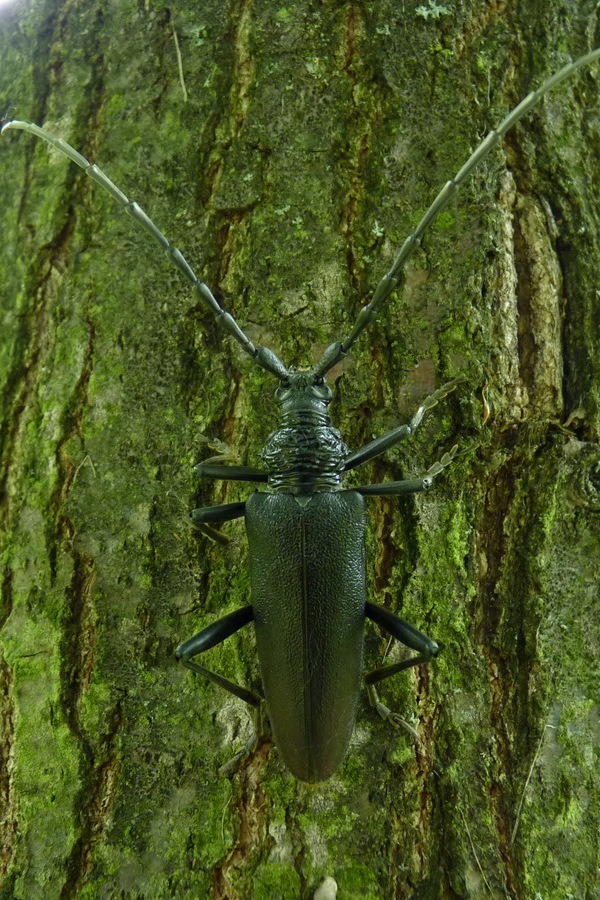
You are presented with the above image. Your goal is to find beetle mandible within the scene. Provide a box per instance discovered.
[4,47,599,782]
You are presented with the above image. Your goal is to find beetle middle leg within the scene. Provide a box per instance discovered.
[175,605,265,773]
[184,500,264,770]
[355,444,459,498]
[190,499,246,544]
[192,465,267,543]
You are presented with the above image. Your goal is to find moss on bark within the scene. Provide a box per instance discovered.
[0,1,599,898]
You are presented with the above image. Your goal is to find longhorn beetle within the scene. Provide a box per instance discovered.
[4,47,599,782]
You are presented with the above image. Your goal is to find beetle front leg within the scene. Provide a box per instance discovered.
[365,601,439,734]
[343,376,464,471]
[195,462,269,483]
[176,605,264,774]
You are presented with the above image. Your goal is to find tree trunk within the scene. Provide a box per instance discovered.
[1,2,599,898]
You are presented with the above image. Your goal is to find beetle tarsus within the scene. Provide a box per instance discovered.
[218,705,263,776]
[355,442,462,496]
[367,685,420,741]
[343,376,463,472]
[410,375,466,430]
[194,523,233,546]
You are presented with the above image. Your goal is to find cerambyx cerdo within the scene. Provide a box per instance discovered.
[4,46,599,781]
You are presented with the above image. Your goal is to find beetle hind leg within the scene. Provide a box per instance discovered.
[366,685,420,738]
[218,704,265,776]
[176,605,265,774]
[365,600,440,738]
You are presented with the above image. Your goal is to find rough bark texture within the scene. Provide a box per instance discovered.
[0,1,599,898]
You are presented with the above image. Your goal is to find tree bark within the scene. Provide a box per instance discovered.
[0,2,599,898]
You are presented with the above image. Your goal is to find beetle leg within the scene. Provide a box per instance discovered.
[354,444,459,496]
[365,601,440,663]
[190,500,246,525]
[176,605,264,772]
[365,600,439,735]
[191,500,247,546]
[176,604,261,705]
[366,685,420,739]
[218,705,265,776]
[355,477,430,497]
[343,378,463,472]
[195,463,269,483]
[193,523,233,547]
[343,426,412,473]
[191,494,248,545]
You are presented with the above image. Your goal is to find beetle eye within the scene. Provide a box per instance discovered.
[313,383,332,402]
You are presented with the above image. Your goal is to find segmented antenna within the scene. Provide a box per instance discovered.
[0,119,289,382]
[3,46,599,382]
[312,46,600,378]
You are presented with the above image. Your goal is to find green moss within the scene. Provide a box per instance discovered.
[337,863,385,898]
[1,2,599,895]
[441,500,470,578]
[249,863,302,898]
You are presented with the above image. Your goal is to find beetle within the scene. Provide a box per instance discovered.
[3,46,599,782]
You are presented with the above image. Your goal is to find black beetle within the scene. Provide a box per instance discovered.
[4,46,599,781]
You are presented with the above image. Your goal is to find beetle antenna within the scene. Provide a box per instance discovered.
[1,119,289,383]
[312,46,600,379]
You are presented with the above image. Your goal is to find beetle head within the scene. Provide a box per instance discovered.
[275,370,332,419]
